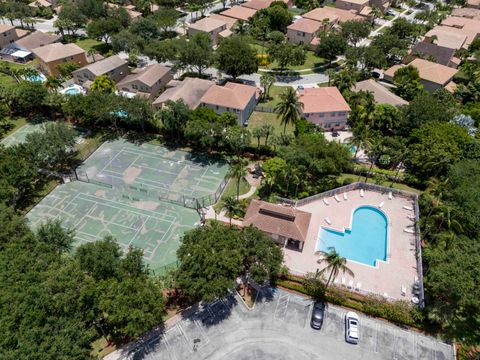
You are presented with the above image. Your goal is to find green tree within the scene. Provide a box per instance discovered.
[260,72,275,100]
[393,65,424,101]
[178,32,213,75]
[340,20,371,47]
[86,18,122,44]
[317,247,354,288]
[223,196,242,225]
[153,8,179,35]
[216,35,258,80]
[91,74,116,94]
[228,157,248,200]
[44,75,62,93]
[268,41,306,69]
[317,30,347,65]
[156,99,191,140]
[57,61,81,78]
[274,87,303,133]
[9,81,48,115]
[55,2,87,36]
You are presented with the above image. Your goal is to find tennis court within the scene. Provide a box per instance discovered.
[1,121,55,147]
[76,139,229,208]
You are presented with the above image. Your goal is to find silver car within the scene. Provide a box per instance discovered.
[345,311,359,344]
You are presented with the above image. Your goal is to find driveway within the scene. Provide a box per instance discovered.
[107,288,454,360]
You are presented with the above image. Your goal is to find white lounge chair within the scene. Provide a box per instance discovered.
[403,205,413,211]
[355,282,362,291]
[378,201,385,208]
[383,293,389,298]
[334,194,341,202]
[334,278,339,285]
[403,228,415,234]
[360,189,365,197]
[341,277,346,286]
[401,286,407,296]
[348,280,354,289]
[325,217,332,225]
[323,198,330,205]
[343,193,348,200]
[388,191,393,200]
[407,215,415,221]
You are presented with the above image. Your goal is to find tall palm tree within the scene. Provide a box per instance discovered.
[274,87,303,134]
[87,48,98,63]
[317,247,354,288]
[228,157,248,200]
[365,137,384,183]
[44,76,62,93]
[223,196,241,226]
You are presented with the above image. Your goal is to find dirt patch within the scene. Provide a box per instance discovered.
[123,166,142,184]
[94,189,106,197]
[177,167,189,179]
[133,201,159,211]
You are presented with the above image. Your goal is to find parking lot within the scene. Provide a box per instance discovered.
[113,288,454,360]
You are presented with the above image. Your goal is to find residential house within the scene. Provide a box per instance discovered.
[241,0,293,10]
[243,199,312,251]
[303,7,362,27]
[0,25,19,49]
[424,26,468,50]
[209,13,239,30]
[29,0,53,8]
[467,0,480,9]
[32,43,87,76]
[440,16,480,47]
[406,41,457,67]
[384,58,458,92]
[297,87,351,130]
[353,79,408,106]
[153,77,215,109]
[116,64,173,101]
[370,0,390,13]
[188,17,228,46]
[287,18,323,50]
[451,7,480,20]
[335,0,370,14]
[0,30,60,62]
[199,82,258,125]
[72,55,129,86]
[220,6,258,21]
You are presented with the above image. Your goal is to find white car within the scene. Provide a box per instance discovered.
[345,311,359,344]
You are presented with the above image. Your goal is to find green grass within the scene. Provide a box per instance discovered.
[0,60,35,88]
[213,177,251,213]
[1,117,27,138]
[257,85,291,108]
[254,44,326,70]
[74,38,112,54]
[337,173,423,194]
[247,111,295,138]
[90,338,116,359]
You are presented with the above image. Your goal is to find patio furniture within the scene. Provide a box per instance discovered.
[402,205,413,211]
[325,217,332,225]
[348,280,354,289]
[403,228,415,234]
[388,191,393,200]
[323,198,330,205]
[360,189,365,197]
[343,193,348,200]
[355,282,362,291]
[378,201,385,208]
[334,194,341,202]
[401,286,406,296]
[341,277,346,286]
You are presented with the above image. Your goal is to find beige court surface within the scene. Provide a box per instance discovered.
[284,188,420,301]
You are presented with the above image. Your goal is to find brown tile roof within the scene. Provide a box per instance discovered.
[15,31,60,52]
[444,80,457,93]
[0,24,15,34]
[338,0,369,6]
[200,82,257,110]
[29,0,52,7]
[189,17,226,32]
[117,64,171,88]
[409,58,458,85]
[153,77,215,109]
[219,28,233,38]
[440,16,480,45]
[425,26,467,49]
[220,6,257,21]
[383,64,402,80]
[353,79,408,106]
[73,55,127,77]
[287,18,323,33]
[467,0,480,7]
[209,13,238,29]
[243,199,312,242]
[242,0,275,10]
[32,42,85,62]
[298,87,351,114]
[451,7,480,20]
[409,41,455,66]
[303,7,362,23]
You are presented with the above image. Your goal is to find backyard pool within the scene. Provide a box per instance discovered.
[26,73,46,82]
[316,206,388,267]
[61,85,83,95]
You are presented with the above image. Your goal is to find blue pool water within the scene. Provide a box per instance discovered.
[64,88,80,95]
[26,74,46,82]
[316,206,388,267]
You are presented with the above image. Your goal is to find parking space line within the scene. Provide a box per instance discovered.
[162,333,175,360]
[374,323,379,353]
[177,323,194,354]
[274,294,290,321]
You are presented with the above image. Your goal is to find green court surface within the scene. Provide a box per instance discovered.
[1,121,55,147]
[27,140,230,273]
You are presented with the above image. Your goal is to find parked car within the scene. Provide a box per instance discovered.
[345,311,359,344]
[386,9,396,16]
[310,301,325,330]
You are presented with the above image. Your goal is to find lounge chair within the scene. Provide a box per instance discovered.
[355,282,362,291]
[341,277,346,286]
[378,201,385,208]
[402,205,413,211]
[383,293,389,298]
[403,228,415,234]
[360,189,365,197]
[325,217,332,225]
[407,215,415,221]
[334,194,341,202]
[343,193,348,200]
[401,286,407,296]
[348,280,354,289]
[388,191,393,200]
[323,198,330,205]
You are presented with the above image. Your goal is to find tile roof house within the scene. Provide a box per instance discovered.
[29,0,52,8]
[303,7,362,25]
[241,0,292,10]
[467,0,480,8]
[208,13,239,29]
[32,43,87,76]
[335,0,370,14]
[188,17,228,45]
[14,31,61,52]
[153,77,215,109]
[116,64,173,101]
[451,7,480,20]
[72,55,129,85]
[0,24,19,49]
[406,41,457,67]
[200,82,259,125]
[384,58,458,92]
[353,79,408,106]
[243,199,312,250]
[220,6,258,21]
[424,26,468,50]
[297,87,351,131]
[440,16,480,47]
[287,18,323,49]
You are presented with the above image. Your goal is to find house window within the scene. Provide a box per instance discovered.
[331,112,336,117]
[216,105,219,110]
[319,113,324,118]
[335,122,340,126]
[305,113,310,118]
[338,111,346,116]
[132,84,138,89]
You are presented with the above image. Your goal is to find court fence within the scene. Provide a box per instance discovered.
[153,260,179,276]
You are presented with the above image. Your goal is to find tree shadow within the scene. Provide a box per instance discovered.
[122,323,167,360]
[183,292,238,329]
[255,286,276,305]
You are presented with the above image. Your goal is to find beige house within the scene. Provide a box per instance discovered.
[241,0,292,10]
[153,77,216,109]
[72,55,129,85]
[200,82,259,125]
[287,18,323,49]
[336,0,369,13]
[353,79,408,106]
[243,199,312,251]
[303,7,362,26]
[424,27,468,50]
[220,6,258,21]
[467,0,480,8]
[370,0,390,13]
[116,64,173,101]
[0,25,19,49]
[384,58,458,93]
[188,17,228,45]
[32,43,87,76]
[440,16,480,47]
[209,13,238,30]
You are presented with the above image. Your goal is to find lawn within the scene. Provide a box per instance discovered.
[257,85,291,108]
[213,177,251,213]
[337,173,423,194]
[0,60,35,88]
[74,38,112,54]
[1,117,27,139]
[254,43,326,70]
[247,111,295,137]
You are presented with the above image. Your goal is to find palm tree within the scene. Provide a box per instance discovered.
[228,157,248,200]
[325,68,335,86]
[274,87,303,134]
[44,76,62,93]
[317,247,354,288]
[365,137,384,183]
[87,48,98,63]
[251,127,266,154]
[223,196,241,226]
[261,123,274,147]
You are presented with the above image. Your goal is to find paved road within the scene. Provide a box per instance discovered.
[107,288,454,360]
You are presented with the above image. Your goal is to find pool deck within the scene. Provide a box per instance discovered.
[283,188,419,301]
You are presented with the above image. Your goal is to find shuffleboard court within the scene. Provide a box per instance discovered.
[27,181,199,273]
[1,121,55,147]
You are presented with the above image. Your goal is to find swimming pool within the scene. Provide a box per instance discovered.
[316,206,388,267]
[64,88,80,95]
[26,73,46,83]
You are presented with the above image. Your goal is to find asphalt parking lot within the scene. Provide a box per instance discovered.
[118,288,454,360]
